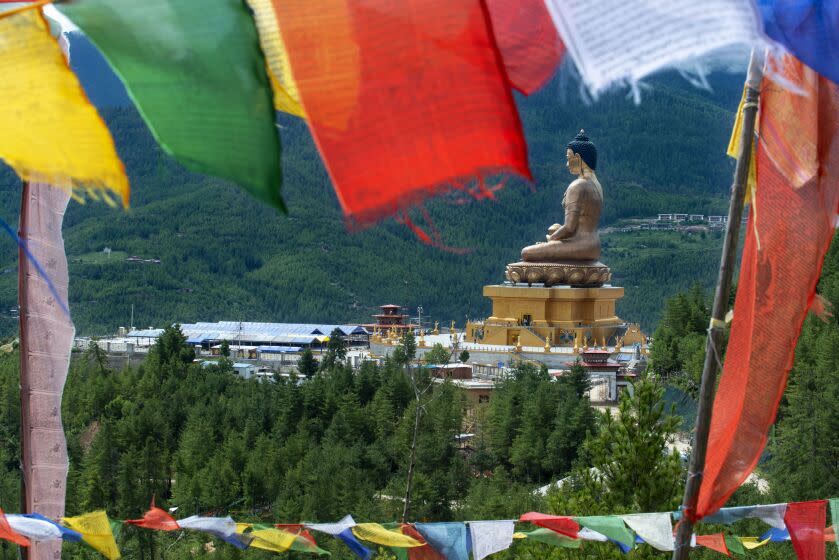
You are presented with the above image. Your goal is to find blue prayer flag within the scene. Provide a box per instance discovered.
[757,0,839,86]
[415,523,469,560]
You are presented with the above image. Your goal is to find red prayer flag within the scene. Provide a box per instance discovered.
[485,0,565,94]
[125,501,180,531]
[276,524,317,545]
[519,512,579,538]
[696,54,839,517]
[786,501,827,560]
[0,508,29,547]
[696,534,730,556]
[272,0,531,226]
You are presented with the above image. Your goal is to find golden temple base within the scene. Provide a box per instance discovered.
[473,284,624,347]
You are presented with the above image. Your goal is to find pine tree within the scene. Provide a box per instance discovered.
[298,348,318,378]
[424,343,450,365]
[550,378,683,514]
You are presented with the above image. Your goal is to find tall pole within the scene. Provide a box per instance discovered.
[672,49,764,560]
[18,181,30,560]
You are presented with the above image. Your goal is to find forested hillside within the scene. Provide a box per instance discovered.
[0,35,744,336]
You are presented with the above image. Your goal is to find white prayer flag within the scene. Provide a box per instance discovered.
[178,516,237,537]
[542,0,762,98]
[469,521,514,560]
[621,513,675,551]
[7,515,63,541]
[305,515,357,536]
[578,527,608,542]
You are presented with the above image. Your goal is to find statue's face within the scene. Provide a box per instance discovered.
[566,148,582,175]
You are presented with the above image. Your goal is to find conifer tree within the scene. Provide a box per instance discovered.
[298,348,318,378]
[550,378,683,514]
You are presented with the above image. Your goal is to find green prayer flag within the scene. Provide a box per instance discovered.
[59,0,284,210]
[575,516,635,548]
[830,498,839,555]
[518,528,582,549]
[290,536,331,556]
[724,535,746,556]
[108,520,122,541]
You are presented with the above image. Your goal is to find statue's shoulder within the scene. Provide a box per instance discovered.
[566,176,595,196]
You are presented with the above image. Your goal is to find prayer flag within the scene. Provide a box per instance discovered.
[58,0,284,210]
[352,523,424,548]
[785,501,827,560]
[469,521,514,560]
[513,528,581,548]
[696,534,730,556]
[484,0,565,94]
[415,523,470,560]
[578,528,608,541]
[519,512,579,538]
[620,513,675,551]
[0,9,129,204]
[703,504,788,529]
[180,516,254,550]
[725,535,746,556]
[401,524,445,560]
[125,502,179,531]
[18,182,75,560]
[697,54,839,518]
[761,528,791,542]
[338,528,373,560]
[757,0,839,87]
[575,516,634,548]
[0,508,29,547]
[7,515,62,541]
[177,516,236,536]
[249,527,297,553]
[740,537,771,549]
[20,513,81,542]
[244,0,305,118]
[289,533,330,555]
[831,499,839,555]
[62,511,120,560]
[270,0,531,225]
[542,0,761,99]
[306,515,358,536]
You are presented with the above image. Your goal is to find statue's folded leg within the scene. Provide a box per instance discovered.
[522,241,561,261]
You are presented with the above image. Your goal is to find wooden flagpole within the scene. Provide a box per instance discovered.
[18,180,30,560]
[671,49,764,560]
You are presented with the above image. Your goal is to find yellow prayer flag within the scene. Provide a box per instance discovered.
[728,84,757,203]
[246,0,306,118]
[739,537,771,550]
[352,523,424,548]
[248,528,297,553]
[62,511,121,560]
[0,9,129,205]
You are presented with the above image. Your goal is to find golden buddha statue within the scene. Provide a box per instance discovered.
[522,130,602,262]
[506,130,611,287]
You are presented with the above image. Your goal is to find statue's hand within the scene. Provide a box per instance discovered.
[547,223,561,235]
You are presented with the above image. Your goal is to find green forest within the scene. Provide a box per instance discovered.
[0,53,741,337]
[0,234,836,559]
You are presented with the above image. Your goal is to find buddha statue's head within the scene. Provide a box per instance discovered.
[566,129,597,175]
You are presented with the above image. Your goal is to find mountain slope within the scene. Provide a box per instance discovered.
[0,39,747,336]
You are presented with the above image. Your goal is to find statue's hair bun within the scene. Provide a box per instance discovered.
[567,129,597,170]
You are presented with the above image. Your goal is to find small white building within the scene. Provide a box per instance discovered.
[232,362,257,379]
